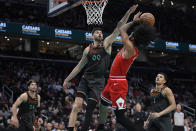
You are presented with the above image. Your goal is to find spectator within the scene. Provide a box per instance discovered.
[46,123,53,131]
[133,103,147,128]
[0,59,195,131]
[35,118,45,131]
[52,122,59,131]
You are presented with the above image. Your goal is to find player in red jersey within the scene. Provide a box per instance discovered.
[98,13,157,131]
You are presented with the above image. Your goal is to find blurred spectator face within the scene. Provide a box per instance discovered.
[94,119,98,124]
[94,108,99,113]
[176,104,182,112]
[38,118,43,126]
[59,123,65,130]
[54,122,59,129]
[111,118,116,125]
[135,103,141,112]
[92,113,97,119]
[47,123,53,131]
[51,120,55,125]
[111,118,116,129]
[155,74,166,85]
[48,106,52,112]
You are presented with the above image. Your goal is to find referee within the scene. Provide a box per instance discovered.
[173,104,184,131]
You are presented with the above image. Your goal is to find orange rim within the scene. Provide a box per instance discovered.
[83,0,107,4]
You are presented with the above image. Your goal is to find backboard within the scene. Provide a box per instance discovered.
[48,0,84,17]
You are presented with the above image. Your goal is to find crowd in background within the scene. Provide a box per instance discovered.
[0,59,196,131]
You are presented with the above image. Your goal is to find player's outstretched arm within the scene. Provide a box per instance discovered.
[120,11,142,33]
[12,93,27,118]
[119,12,142,58]
[120,21,137,57]
[63,47,89,90]
[11,93,27,128]
[151,88,176,119]
[37,95,41,108]
[103,5,138,52]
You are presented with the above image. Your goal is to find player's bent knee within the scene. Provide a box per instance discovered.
[72,103,82,112]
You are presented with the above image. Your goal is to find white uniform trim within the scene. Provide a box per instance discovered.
[110,78,126,80]
[101,95,112,104]
[110,76,126,78]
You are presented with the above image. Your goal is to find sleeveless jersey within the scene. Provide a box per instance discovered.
[110,47,138,77]
[18,92,38,116]
[150,87,170,117]
[84,42,110,79]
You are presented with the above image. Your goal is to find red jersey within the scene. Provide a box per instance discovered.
[110,47,138,77]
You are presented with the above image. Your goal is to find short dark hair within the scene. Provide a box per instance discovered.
[27,79,37,87]
[158,72,168,82]
[132,23,156,47]
[92,27,102,35]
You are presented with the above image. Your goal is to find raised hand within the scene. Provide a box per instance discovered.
[129,4,138,14]
[63,80,71,92]
[133,11,142,21]
[119,4,139,24]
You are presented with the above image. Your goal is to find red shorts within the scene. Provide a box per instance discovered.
[101,77,128,110]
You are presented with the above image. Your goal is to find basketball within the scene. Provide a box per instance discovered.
[140,13,155,26]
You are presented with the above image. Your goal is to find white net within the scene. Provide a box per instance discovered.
[82,0,108,25]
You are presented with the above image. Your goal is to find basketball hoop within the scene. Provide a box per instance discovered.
[82,0,108,25]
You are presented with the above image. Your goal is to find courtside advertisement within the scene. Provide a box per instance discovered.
[148,41,155,48]
[114,36,122,44]
[55,29,72,39]
[166,41,179,50]
[22,25,40,35]
[85,32,93,41]
[0,22,6,32]
[189,44,196,52]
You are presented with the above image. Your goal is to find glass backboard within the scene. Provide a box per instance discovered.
[48,0,83,17]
